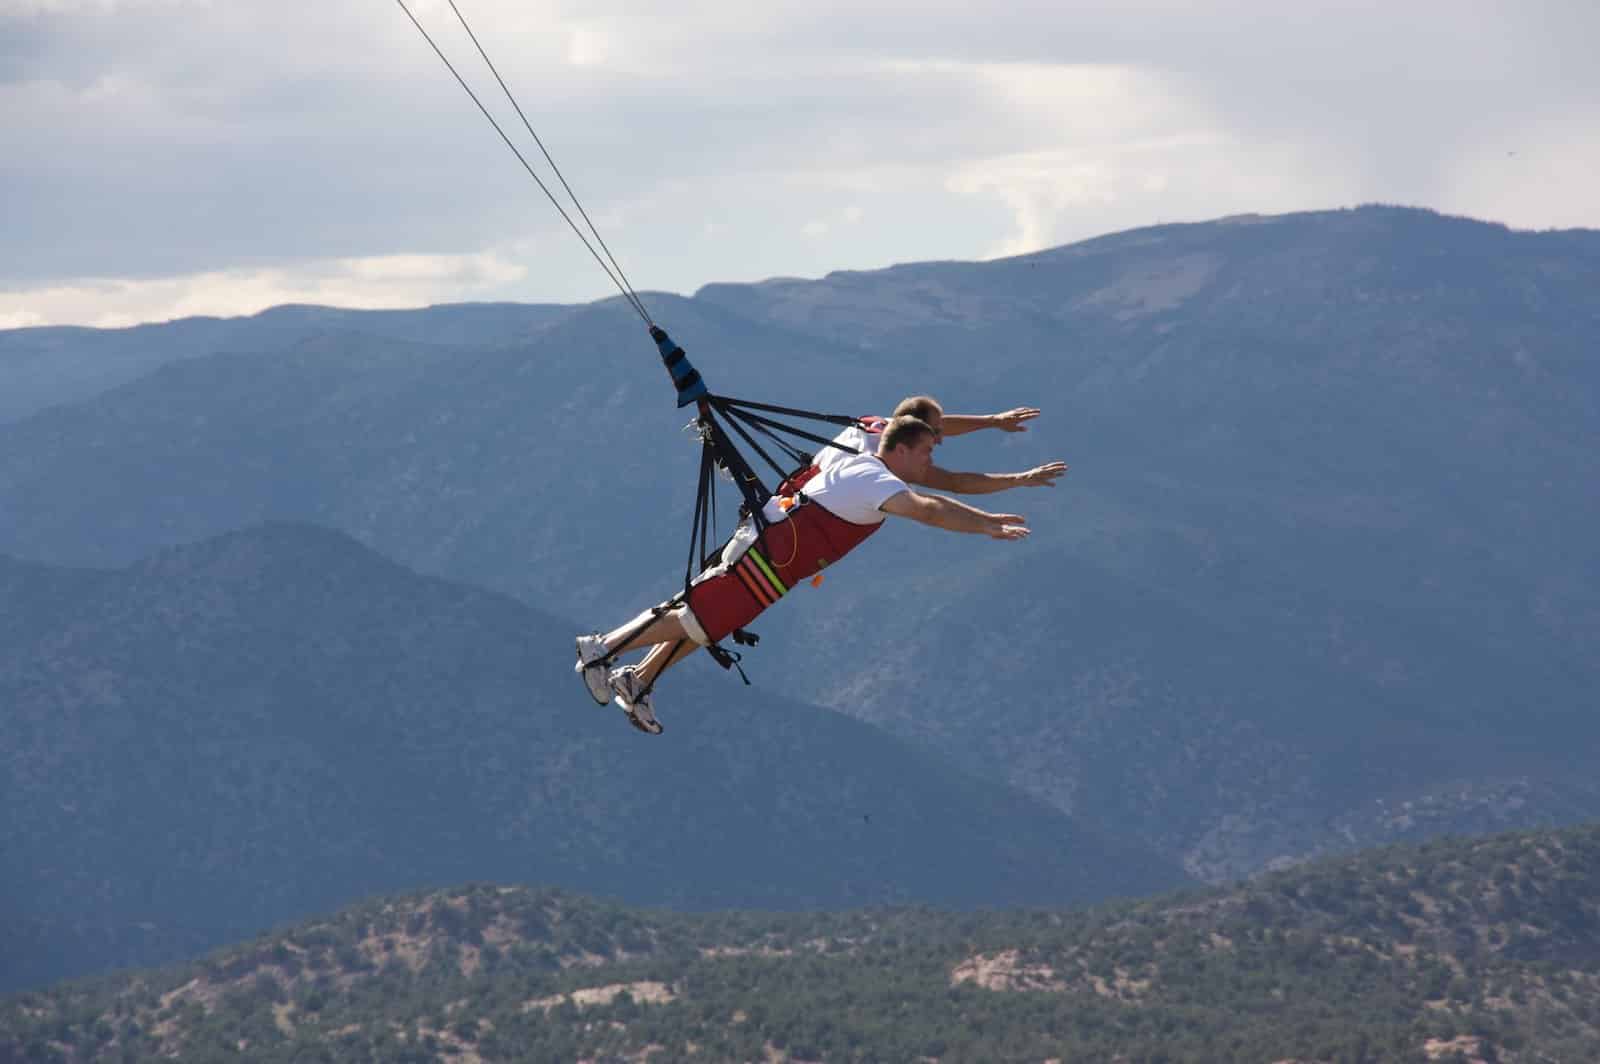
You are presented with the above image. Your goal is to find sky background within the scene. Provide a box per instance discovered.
[3,0,1597,329]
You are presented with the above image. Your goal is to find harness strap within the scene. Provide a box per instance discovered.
[706,642,752,685]
[724,405,863,461]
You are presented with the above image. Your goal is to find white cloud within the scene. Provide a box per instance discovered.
[338,252,525,285]
[0,251,529,328]
[3,0,1599,326]
[565,24,623,68]
[1438,115,1600,233]
[948,153,1121,258]
[0,309,46,329]
[0,0,209,13]
[947,126,1363,260]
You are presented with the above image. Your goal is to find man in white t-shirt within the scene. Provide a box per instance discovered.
[575,415,1035,734]
[826,394,1068,494]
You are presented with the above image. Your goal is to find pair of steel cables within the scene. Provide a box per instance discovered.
[393,0,653,326]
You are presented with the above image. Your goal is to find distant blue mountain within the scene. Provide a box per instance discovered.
[0,302,572,422]
[3,205,1597,886]
[0,523,1182,992]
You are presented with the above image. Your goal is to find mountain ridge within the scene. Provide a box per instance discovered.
[7,820,1598,1062]
[4,203,1597,887]
[1,521,1185,992]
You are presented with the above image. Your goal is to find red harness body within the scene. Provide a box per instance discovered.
[686,428,886,644]
[686,499,883,645]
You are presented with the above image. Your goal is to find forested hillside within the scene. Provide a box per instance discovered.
[7,822,1598,1062]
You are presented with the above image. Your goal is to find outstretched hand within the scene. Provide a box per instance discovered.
[987,513,1030,540]
[991,407,1042,432]
[1016,461,1069,488]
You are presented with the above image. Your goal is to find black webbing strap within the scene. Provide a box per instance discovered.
[677,412,762,687]
[706,641,751,684]
[721,407,815,469]
[717,401,804,486]
[698,403,774,522]
[718,396,861,428]
[719,398,865,457]
[722,404,863,462]
[686,439,717,594]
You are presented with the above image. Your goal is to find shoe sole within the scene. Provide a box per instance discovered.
[612,692,662,735]
[574,639,613,706]
[624,708,663,735]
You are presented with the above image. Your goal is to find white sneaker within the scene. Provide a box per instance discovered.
[574,633,612,705]
[610,666,662,735]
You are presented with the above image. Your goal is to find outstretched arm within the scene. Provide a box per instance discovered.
[879,490,1029,539]
[911,461,1068,494]
[939,407,1042,437]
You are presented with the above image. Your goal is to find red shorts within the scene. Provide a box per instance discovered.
[684,518,805,644]
[682,499,883,645]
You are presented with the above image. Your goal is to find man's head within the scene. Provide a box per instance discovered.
[877,415,937,481]
[892,395,944,443]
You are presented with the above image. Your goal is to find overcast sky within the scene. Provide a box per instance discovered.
[3,0,1596,328]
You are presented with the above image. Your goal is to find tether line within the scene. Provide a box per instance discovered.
[394,0,652,325]
[442,0,648,319]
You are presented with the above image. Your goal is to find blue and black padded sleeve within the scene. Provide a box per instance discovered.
[651,326,708,407]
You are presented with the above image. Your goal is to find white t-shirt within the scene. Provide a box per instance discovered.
[801,419,903,524]
[814,423,876,475]
[703,427,905,579]
[791,451,907,525]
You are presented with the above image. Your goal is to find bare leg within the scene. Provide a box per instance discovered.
[602,608,691,655]
[636,638,701,689]
[599,605,704,687]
